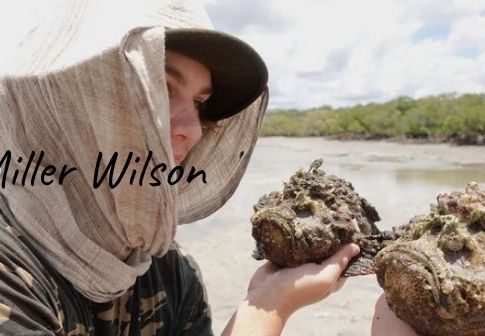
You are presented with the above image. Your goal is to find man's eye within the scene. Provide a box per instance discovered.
[194,100,208,112]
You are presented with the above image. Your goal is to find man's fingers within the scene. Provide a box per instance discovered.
[331,277,347,293]
[312,243,360,280]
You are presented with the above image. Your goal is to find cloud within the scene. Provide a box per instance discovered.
[203,0,291,34]
[202,0,485,109]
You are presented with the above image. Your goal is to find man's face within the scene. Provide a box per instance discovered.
[165,50,213,164]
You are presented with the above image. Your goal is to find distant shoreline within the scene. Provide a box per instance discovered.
[261,133,485,146]
[253,137,485,168]
[261,93,485,145]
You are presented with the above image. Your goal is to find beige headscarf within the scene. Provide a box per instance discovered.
[0,0,268,302]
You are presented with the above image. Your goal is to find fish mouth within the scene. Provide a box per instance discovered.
[251,208,296,262]
[251,208,296,232]
[376,242,485,328]
[251,207,336,267]
[376,244,444,304]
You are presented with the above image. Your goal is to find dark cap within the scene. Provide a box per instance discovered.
[165,28,268,121]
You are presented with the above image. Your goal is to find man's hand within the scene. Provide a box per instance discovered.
[246,243,360,318]
[371,293,420,336]
[222,243,360,336]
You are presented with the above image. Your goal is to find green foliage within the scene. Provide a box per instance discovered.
[261,93,485,143]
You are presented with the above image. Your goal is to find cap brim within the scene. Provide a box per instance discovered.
[165,28,268,121]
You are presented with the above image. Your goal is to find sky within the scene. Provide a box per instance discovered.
[202,0,485,110]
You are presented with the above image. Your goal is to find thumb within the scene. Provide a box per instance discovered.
[314,243,360,280]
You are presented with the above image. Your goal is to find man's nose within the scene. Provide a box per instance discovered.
[170,101,203,144]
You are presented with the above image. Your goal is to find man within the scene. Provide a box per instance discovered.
[0,1,360,335]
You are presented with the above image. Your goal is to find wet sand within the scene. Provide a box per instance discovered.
[177,137,485,336]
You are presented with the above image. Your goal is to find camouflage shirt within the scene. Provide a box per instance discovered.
[0,210,213,336]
